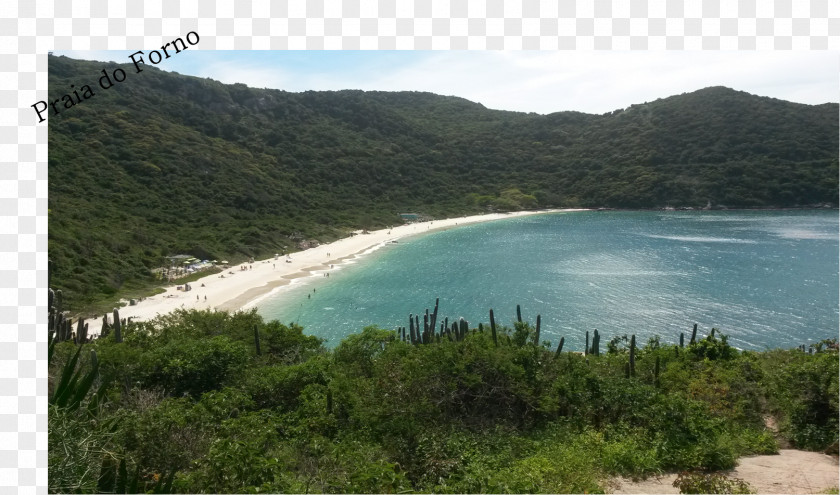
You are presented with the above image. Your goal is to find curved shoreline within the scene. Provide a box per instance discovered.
[105,209,586,332]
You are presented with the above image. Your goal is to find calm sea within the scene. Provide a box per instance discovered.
[257,210,839,351]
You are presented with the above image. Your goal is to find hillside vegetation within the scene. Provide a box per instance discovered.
[48,55,839,308]
[49,307,839,493]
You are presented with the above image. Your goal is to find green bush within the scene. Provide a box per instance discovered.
[262,320,324,362]
[140,335,250,397]
[47,309,840,493]
[241,356,329,411]
[759,349,839,450]
[673,471,754,494]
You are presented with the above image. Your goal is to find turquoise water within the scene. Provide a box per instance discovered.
[258,210,839,351]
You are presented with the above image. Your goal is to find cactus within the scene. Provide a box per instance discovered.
[100,314,110,339]
[253,325,261,356]
[113,309,122,343]
[516,304,522,323]
[690,323,697,344]
[489,309,498,347]
[585,330,590,356]
[592,329,600,356]
[478,323,484,333]
[97,456,117,493]
[654,355,660,386]
[430,298,439,337]
[679,332,684,347]
[534,315,541,346]
[459,318,468,340]
[555,336,565,357]
[629,334,636,377]
[115,458,127,494]
[75,318,88,344]
[710,327,716,339]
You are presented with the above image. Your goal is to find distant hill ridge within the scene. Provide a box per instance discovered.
[47,55,839,307]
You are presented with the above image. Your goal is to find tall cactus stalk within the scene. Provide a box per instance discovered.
[690,323,697,344]
[113,309,122,343]
[74,318,89,344]
[654,355,660,387]
[710,328,716,339]
[555,336,565,357]
[459,318,468,341]
[516,304,522,323]
[534,315,541,346]
[592,329,600,356]
[585,330,590,356]
[430,298,439,338]
[415,315,420,342]
[629,334,636,377]
[100,314,110,339]
[679,332,684,348]
[489,309,498,347]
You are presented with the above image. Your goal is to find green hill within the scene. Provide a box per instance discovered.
[47,55,839,308]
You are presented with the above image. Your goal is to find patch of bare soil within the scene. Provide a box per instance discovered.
[608,450,839,494]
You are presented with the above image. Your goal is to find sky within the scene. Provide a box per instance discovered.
[52,50,839,115]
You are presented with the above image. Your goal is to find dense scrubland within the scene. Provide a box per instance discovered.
[49,304,838,493]
[48,55,838,309]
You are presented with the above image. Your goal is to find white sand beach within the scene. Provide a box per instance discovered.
[105,209,585,331]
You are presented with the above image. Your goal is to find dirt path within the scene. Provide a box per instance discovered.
[609,450,838,494]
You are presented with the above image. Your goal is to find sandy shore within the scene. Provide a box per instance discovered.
[104,209,585,331]
[609,449,838,494]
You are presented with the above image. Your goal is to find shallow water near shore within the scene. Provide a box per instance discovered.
[258,210,839,350]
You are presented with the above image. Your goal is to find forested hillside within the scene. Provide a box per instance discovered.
[47,55,839,307]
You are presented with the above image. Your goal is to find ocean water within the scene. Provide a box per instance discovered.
[257,210,839,351]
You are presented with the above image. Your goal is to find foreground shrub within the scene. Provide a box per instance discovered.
[673,471,754,494]
[140,335,250,397]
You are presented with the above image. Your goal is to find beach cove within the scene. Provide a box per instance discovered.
[106,209,582,331]
[256,209,840,351]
